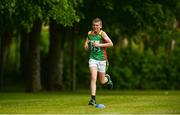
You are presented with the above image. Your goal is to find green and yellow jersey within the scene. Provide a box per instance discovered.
[88,30,107,60]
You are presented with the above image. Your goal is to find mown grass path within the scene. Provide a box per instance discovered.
[0,90,180,114]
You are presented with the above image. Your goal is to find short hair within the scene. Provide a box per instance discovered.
[92,18,102,26]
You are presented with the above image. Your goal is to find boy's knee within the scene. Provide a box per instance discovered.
[99,79,107,85]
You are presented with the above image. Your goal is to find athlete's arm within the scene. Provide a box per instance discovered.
[84,37,90,50]
[94,31,113,48]
[84,31,92,50]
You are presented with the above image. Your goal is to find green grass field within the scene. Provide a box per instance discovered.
[0,90,180,114]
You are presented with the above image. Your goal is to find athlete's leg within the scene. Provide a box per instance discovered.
[97,60,108,84]
[98,72,113,89]
[98,72,108,84]
[89,67,98,96]
[97,60,113,89]
[88,59,98,105]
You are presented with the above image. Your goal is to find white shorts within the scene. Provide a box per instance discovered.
[89,59,106,72]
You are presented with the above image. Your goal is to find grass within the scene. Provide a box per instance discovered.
[0,90,180,114]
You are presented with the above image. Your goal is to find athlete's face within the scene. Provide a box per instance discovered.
[92,22,102,33]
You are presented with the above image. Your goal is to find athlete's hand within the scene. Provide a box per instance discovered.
[84,43,89,50]
[93,41,100,47]
[84,39,90,50]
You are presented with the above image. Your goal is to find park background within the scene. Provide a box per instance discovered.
[0,0,180,92]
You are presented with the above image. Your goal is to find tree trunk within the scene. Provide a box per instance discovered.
[70,29,76,91]
[0,31,13,91]
[20,28,29,89]
[26,19,42,92]
[0,35,3,91]
[47,21,64,91]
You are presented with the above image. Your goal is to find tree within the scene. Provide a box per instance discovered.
[15,0,44,92]
[26,19,42,92]
[47,22,65,90]
[42,0,80,91]
[0,0,16,91]
[16,0,80,91]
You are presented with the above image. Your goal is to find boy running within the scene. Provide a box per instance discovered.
[84,18,113,105]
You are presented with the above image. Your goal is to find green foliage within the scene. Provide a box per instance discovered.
[0,0,16,33]
[1,0,81,32]
[40,26,49,54]
[107,30,180,90]
[113,0,175,36]
[44,0,80,26]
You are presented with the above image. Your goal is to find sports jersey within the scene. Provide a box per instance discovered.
[88,30,107,60]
